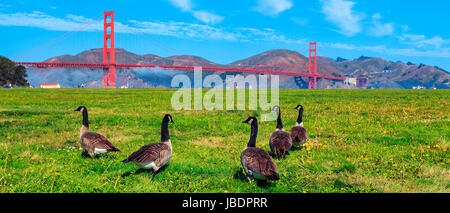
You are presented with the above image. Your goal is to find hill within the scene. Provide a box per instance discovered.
[31,48,450,89]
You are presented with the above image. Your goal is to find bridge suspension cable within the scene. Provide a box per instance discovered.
[12,12,104,61]
[114,13,226,66]
[13,11,346,88]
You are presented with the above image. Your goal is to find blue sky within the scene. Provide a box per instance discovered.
[1,0,449,70]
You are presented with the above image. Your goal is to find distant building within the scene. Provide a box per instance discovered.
[412,86,425,89]
[40,83,61,88]
[344,77,356,86]
[356,78,368,88]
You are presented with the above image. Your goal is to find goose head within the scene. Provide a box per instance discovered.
[242,116,257,125]
[163,114,174,124]
[74,106,87,112]
[271,105,280,115]
[295,104,303,111]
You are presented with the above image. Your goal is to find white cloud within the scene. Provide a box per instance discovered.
[323,42,450,58]
[253,0,293,16]
[416,36,449,48]
[192,11,224,25]
[400,34,450,48]
[234,27,305,44]
[400,34,425,41]
[129,20,239,40]
[167,0,224,24]
[368,13,394,37]
[0,11,100,31]
[319,0,364,36]
[323,42,356,50]
[0,11,295,43]
[167,0,192,12]
[0,4,12,9]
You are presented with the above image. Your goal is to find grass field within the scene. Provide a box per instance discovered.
[0,88,448,193]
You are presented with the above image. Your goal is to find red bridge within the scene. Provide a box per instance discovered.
[14,11,345,88]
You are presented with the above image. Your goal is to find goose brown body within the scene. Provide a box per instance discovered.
[269,105,292,159]
[290,105,308,148]
[122,114,174,181]
[122,141,172,170]
[75,106,120,158]
[240,116,279,181]
[269,130,292,158]
[80,132,120,157]
[290,126,307,147]
[241,147,279,181]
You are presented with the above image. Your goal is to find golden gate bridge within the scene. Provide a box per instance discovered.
[13,11,346,89]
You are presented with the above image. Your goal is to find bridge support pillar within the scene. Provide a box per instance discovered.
[308,42,317,89]
[103,11,116,88]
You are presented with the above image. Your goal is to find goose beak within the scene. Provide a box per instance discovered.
[242,120,247,123]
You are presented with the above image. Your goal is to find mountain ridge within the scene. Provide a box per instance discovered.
[41,48,450,89]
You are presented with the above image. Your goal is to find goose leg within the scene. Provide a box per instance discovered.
[151,170,157,181]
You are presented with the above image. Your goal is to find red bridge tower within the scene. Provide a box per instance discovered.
[308,42,317,89]
[103,11,116,88]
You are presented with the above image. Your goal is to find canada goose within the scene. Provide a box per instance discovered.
[122,114,174,181]
[269,105,292,159]
[74,106,120,158]
[241,117,279,181]
[290,104,308,149]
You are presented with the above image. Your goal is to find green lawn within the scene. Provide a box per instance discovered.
[0,88,448,193]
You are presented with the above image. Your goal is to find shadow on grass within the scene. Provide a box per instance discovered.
[268,150,289,160]
[121,168,150,178]
[255,180,272,188]
[232,167,274,188]
[290,145,304,151]
[80,151,119,159]
[81,151,93,159]
[121,165,169,180]
[233,167,249,182]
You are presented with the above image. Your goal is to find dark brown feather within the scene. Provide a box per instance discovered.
[290,126,307,146]
[80,132,120,154]
[241,147,279,180]
[269,130,292,158]
[122,143,171,167]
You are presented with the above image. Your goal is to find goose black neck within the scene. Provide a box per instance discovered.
[276,110,283,129]
[297,108,303,124]
[82,109,89,128]
[247,122,258,147]
[161,121,170,142]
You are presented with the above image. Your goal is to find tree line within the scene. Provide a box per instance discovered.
[0,56,29,86]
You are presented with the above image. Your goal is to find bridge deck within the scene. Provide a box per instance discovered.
[15,62,346,80]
